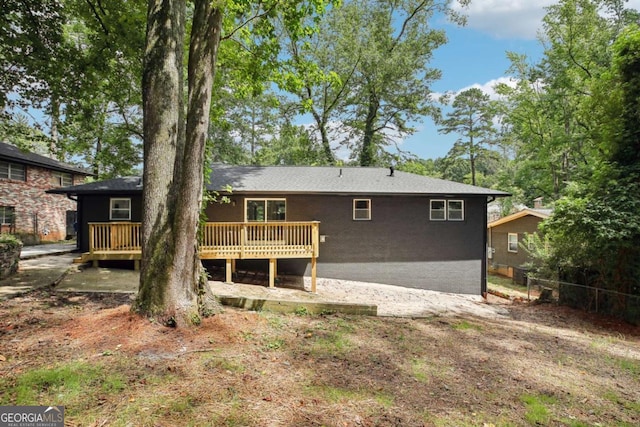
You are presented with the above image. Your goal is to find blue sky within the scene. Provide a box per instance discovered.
[399,0,640,160]
[401,0,549,160]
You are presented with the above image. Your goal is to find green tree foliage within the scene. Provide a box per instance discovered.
[438,88,497,186]
[534,24,640,321]
[1,0,146,178]
[496,0,638,205]
[282,0,468,166]
[255,121,327,165]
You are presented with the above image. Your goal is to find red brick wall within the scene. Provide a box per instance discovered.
[0,165,85,241]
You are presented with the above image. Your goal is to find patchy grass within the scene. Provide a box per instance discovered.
[520,393,557,425]
[451,320,482,331]
[488,273,529,293]
[1,291,639,426]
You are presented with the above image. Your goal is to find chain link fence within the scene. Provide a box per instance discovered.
[527,276,640,324]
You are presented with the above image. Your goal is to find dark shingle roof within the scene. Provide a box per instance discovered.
[49,164,509,197]
[47,176,142,195]
[0,141,93,175]
[207,165,509,196]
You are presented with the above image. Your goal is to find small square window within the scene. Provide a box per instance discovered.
[353,199,371,220]
[110,198,131,220]
[430,200,446,221]
[0,206,15,225]
[508,233,518,253]
[447,200,464,221]
[52,171,73,187]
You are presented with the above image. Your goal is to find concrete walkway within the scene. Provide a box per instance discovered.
[20,242,77,260]
[0,252,377,315]
[0,253,78,299]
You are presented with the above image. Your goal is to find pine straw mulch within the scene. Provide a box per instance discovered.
[1,289,639,426]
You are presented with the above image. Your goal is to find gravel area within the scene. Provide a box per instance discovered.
[211,277,511,319]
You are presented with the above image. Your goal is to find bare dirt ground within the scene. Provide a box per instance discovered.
[1,287,639,426]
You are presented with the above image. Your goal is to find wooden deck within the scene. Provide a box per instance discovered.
[81,221,320,291]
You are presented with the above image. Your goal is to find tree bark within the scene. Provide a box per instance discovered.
[135,0,223,325]
[360,91,379,166]
[181,0,223,316]
[135,0,187,321]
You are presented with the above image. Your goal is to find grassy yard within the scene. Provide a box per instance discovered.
[1,290,639,426]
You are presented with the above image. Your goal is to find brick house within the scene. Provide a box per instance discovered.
[0,142,93,242]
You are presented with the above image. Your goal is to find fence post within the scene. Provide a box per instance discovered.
[526,274,530,301]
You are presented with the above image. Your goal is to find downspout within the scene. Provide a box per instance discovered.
[66,194,79,250]
[482,196,496,297]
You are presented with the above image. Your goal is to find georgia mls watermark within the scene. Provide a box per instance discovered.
[0,406,64,427]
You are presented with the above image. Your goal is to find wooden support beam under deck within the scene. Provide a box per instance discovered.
[311,257,317,293]
[225,258,233,283]
[269,258,276,288]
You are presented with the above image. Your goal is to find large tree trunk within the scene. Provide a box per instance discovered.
[180,0,223,317]
[360,91,379,166]
[311,110,335,165]
[135,0,187,322]
[134,0,223,325]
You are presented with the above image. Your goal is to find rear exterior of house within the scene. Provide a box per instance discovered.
[487,208,551,279]
[0,142,92,242]
[51,165,508,295]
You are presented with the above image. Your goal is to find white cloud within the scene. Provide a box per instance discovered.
[451,0,554,40]
[452,0,640,40]
[439,77,518,103]
[457,77,518,99]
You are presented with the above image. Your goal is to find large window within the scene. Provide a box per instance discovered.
[0,161,26,181]
[245,199,286,222]
[52,171,73,187]
[110,198,131,220]
[430,199,464,221]
[0,206,15,225]
[508,233,518,253]
[353,199,371,220]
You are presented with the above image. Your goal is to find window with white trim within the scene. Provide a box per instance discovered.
[52,171,73,187]
[353,199,371,220]
[430,200,446,221]
[0,206,15,225]
[430,199,464,221]
[246,199,286,222]
[110,198,131,220]
[508,233,518,253]
[447,200,464,221]
[0,161,26,181]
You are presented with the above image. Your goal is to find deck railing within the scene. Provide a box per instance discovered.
[87,221,320,290]
[88,221,320,259]
[89,222,142,253]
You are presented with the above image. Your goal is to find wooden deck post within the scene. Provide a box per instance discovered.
[225,259,233,283]
[311,257,317,293]
[269,258,276,288]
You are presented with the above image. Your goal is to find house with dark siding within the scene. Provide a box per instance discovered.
[0,141,92,242]
[49,164,509,295]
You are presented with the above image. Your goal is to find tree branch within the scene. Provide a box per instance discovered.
[85,0,110,36]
